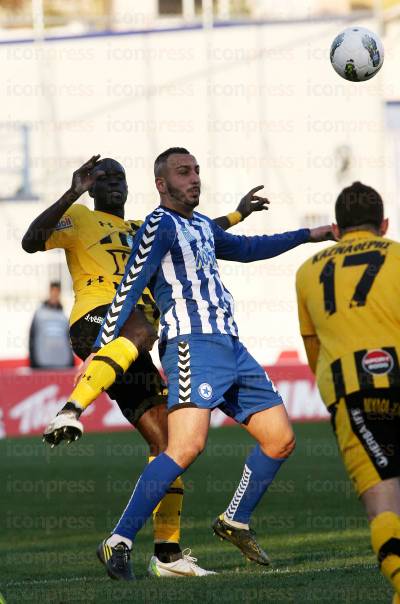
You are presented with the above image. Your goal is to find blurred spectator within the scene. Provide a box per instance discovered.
[29,281,74,369]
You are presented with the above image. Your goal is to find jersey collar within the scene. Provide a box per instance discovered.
[93,209,127,225]
[160,205,195,221]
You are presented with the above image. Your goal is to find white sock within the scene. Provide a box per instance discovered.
[106,533,132,549]
[223,513,249,530]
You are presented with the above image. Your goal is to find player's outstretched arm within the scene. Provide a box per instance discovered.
[212,221,335,263]
[21,155,103,252]
[213,185,270,231]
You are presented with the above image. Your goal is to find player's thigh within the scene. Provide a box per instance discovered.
[222,340,286,437]
[166,407,211,468]
[119,307,157,352]
[361,478,400,521]
[331,389,400,498]
[243,404,295,457]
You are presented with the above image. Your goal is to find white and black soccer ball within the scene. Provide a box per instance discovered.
[330,26,384,82]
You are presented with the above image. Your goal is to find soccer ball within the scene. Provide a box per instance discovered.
[330,26,384,82]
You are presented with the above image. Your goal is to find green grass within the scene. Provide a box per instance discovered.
[0,424,391,603]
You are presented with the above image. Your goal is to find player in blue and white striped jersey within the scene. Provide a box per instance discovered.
[88,147,333,579]
[95,200,312,347]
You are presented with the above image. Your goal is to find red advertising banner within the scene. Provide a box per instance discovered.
[0,364,328,439]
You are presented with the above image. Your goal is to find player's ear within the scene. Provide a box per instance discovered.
[155,176,166,194]
[332,223,341,240]
[380,217,389,236]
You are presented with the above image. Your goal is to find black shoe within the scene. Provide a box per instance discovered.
[212,515,270,566]
[97,539,135,581]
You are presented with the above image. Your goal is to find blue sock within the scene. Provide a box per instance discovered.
[224,445,286,525]
[113,452,185,541]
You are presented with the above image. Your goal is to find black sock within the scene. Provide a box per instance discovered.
[154,542,182,563]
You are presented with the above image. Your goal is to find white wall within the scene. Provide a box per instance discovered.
[0,15,394,362]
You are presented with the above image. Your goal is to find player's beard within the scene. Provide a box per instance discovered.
[165,183,200,214]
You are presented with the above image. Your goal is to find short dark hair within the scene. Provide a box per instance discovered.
[50,280,61,289]
[154,147,190,177]
[335,181,384,230]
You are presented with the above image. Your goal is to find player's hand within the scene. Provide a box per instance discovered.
[70,155,104,199]
[236,186,270,220]
[73,352,96,387]
[308,225,337,243]
[42,412,83,448]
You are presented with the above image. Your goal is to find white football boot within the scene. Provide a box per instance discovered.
[43,412,83,447]
[148,548,217,577]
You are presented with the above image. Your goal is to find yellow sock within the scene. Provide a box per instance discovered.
[149,456,184,544]
[371,511,400,595]
[69,337,138,411]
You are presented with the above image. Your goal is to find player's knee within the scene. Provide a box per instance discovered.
[263,432,296,459]
[167,439,206,468]
[280,433,296,458]
[120,318,157,353]
[133,325,158,353]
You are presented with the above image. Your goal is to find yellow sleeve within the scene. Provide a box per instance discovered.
[45,204,86,251]
[295,263,316,336]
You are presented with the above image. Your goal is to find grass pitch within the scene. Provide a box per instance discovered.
[0,423,391,603]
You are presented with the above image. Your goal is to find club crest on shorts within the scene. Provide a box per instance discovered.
[362,349,394,375]
[198,382,213,400]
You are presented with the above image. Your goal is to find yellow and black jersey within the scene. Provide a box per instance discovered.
[296,230,400,407]
[45,203,159,328]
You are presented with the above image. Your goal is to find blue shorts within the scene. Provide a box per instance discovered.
[159,334,283,424]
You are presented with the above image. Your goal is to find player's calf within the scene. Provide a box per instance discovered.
[42,336,139,446]
[69,337,139,413]
[213,441,289,564]
[371,510,400,599]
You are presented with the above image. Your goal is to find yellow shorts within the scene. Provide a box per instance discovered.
[330,388,400,497]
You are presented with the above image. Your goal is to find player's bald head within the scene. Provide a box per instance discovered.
[93,158,125,175]
[154,147,191,177]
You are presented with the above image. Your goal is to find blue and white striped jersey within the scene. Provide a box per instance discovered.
[94,206,310,348]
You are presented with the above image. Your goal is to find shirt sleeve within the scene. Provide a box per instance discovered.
[210,221,311,262]
[45,204,83,251]
[295,263,316,336]
[94,210,175,349]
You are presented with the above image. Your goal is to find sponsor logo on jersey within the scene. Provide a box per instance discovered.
[181,226,196,244]
[198,382,213,400]
[195,243,216,270]
[55,216,73,231]
[84,313,103,324]
[362,349,394,375]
